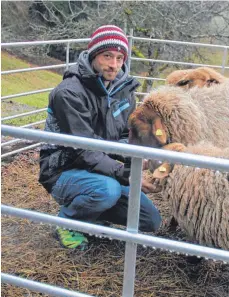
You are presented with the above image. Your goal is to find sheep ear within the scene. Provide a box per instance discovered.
[152,117,167,145]
[152,163,171,179]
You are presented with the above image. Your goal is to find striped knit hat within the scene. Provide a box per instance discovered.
[88,25,129,62]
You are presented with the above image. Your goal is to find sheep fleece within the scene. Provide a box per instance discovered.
[142,82,229,148]
[163,145,229,250]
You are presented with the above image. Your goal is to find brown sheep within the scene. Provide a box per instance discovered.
[165,69,192,87]
[128,82,229,249]
[150,142,229,250]
[165,67,227,89]
[128,83,229,149]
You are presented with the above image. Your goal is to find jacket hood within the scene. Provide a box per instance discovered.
[63,50,133,90]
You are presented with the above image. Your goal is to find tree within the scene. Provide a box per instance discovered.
[1,1,31,41]
[119,1,229,90]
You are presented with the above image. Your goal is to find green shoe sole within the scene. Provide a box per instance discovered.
[55,228,88,250]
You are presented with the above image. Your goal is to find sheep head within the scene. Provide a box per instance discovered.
[165,69,192,87]
[128,104,168,148]
[166,67,226,89]
[129,86,204,148]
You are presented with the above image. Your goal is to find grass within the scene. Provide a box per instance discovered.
[1,51,62,126]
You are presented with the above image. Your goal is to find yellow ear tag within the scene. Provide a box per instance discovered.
[156,129,163,136]
[159,166,167,172]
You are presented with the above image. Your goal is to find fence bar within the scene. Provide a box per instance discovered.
[1,143,41,159]
[127,29,134,72]
[2,108,46,121]
[131,57,229,69]
[1,38,90,47]
[1,63,74,75]
[21,120,46,128]
[133,75,166,81]
[132,36,229,49]
[1,88,54,101]
[2,138,32,148]
[2,205,229,262]
[2,37,228,50]
[1,273,92,297]
[66,42,70,71]
[122,158,143,297]
[126,158,142,232]
[135,92,147,96]
[2,125,229,172]
[221,47,228,74]
[1,120,45,148]
[3,57,227,76]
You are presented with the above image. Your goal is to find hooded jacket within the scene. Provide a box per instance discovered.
[39,51,140,193]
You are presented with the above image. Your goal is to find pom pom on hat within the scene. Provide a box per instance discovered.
[88,25,129,61]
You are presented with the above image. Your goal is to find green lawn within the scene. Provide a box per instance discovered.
[1,51,62,125]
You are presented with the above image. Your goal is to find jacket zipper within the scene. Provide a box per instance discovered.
[98,77,134,108]
[98,77,111,107]
[109,79,133,96]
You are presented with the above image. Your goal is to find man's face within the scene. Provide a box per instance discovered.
[92,50,125,81]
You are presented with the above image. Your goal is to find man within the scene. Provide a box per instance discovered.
[39,25,161,250]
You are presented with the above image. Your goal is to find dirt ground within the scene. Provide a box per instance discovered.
[1,150,229,297]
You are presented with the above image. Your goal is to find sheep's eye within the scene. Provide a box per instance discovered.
[176,80,191,86]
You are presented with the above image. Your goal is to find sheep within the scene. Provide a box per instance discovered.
[150,142,229,250]
[165,69,192,87]
[165,67,228,89]
[128,82,229,149]
[128,83,229,249]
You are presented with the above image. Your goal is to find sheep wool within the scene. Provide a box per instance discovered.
[165,67,228,89]
[128,82,229,250]
[162,143,229,250]
[135,82,229,148]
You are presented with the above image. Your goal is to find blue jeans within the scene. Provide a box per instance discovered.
[51,169,161,232]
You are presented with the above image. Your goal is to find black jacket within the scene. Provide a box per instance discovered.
[39,51,140,193]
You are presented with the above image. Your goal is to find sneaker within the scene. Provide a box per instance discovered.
[56,228,88,250]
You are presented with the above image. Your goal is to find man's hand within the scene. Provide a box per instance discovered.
[141,178,161,194]
[143,159,165,173]
[142,159,150,170]
[128,159,162,193]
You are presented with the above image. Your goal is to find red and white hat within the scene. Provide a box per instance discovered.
[88,25,129,61]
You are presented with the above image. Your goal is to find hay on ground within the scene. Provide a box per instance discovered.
[1,151,229,297]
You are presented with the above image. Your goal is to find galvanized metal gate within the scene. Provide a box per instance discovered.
[1,33,229,297]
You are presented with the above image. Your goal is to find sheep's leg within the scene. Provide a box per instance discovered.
[165,216,179,232]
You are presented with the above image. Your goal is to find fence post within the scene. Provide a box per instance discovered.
[127,28,134,72]
[66,41,70,71]
[221,47,228,74]
[122,157,143,297]
[123,19,127,34]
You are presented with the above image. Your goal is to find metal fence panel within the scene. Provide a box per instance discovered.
[2,125,229,172]
[1,35,229,297]
[1,273,93,297]
[2,205,229,263]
